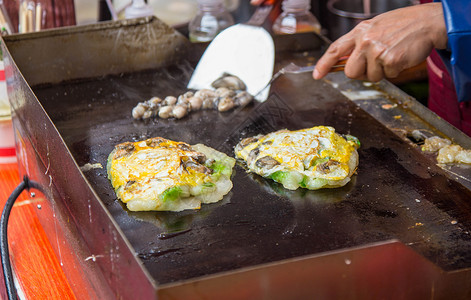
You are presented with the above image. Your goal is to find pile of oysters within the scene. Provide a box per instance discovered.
[132,73,254,120]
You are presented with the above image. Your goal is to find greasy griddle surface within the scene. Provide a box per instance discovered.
[35,64,471,284]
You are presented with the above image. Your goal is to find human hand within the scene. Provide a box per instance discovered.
[313,3,447,82]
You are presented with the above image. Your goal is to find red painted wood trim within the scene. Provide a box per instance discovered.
[0,163,76,299]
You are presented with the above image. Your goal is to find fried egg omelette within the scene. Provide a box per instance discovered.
[107,137,235,212]
[234,126,360,190]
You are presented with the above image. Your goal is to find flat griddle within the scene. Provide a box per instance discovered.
[4,17,471,299]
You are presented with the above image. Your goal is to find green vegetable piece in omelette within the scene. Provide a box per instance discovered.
[107,137,235,212]
[235,126,359,190]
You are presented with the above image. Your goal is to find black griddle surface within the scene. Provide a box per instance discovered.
[34,64,471,284]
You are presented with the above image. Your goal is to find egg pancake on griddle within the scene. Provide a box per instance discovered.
[235,126,359,190]
[107,137,235,212]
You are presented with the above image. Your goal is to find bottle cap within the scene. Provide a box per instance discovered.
[197,0,222,4]
[282,0,311,10]
[125,0,154,19]
[197,0,224,6]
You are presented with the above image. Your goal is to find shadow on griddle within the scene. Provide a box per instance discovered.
[125,192,232,234]
[247,171,356,207]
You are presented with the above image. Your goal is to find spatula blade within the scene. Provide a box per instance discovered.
[187,24,275,102]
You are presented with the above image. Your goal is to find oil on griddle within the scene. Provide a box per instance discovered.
[34,62,471,284]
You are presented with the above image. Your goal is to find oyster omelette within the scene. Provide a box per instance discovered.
[235,126,360,190]
[107,127,358,211]
[107,137,235,212]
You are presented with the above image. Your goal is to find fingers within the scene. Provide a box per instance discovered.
[366,58,385,82]
[315,23,390,82]
[343,48,366,80]
[365,42,387,82]
[313,35,354,80]
[343,52,385,82]
[315,4,446,82]
[380,49,406,78]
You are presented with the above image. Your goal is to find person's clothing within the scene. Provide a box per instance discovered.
[427,50,471,135]
[425,0,471,135]
[436,0,471,104]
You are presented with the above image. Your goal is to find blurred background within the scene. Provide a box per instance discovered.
[1,0,428,104]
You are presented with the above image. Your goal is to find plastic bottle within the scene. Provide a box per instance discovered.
[125,0,154,19]
[189,0,234,43]
[272,0,321,34]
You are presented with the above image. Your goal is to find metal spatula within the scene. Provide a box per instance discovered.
[253,57,349,98]
[187,4,275,102]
